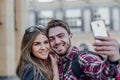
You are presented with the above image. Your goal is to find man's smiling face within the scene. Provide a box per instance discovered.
[48,26,72,57]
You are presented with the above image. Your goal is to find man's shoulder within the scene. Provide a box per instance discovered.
[77,50,103,63]
[77,50,96,56]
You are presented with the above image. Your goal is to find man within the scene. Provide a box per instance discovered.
[46,19,120,80]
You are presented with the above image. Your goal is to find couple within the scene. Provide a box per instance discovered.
[16,19,120,80]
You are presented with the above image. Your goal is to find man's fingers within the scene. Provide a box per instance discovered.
[94,46,113,51]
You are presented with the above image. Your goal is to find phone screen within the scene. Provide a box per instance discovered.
[91,20,108,42]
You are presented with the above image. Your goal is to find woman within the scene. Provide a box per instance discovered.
[16,25,59,80]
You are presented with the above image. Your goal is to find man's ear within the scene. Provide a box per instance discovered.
[69,33,73,38]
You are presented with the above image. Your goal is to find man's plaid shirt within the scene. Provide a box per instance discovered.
[58,46,120,80]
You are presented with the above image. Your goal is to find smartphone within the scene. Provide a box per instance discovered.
[91,20,108,59]
[91,20,108,42]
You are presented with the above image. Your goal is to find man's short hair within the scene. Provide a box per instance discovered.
[47,19,71,35]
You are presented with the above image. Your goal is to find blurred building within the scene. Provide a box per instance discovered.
[0,0,120,80]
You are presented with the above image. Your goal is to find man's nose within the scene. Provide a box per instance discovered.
[55,37,61,44]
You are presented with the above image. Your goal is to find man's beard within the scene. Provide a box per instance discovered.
[54,38,71,58]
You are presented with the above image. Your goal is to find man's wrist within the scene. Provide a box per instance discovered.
[108,53,120,63]
[108,59,120,65]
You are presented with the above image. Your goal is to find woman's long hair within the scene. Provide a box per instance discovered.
[16,26,53,80]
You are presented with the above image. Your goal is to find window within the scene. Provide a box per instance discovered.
[38,10,54,26]
[40,10,53,18]
[65,9,82,29]
[92,7,111,30]
[28,11,36,27]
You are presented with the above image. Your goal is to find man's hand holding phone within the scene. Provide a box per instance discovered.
[91,20,108,58]
[91,20,120,61]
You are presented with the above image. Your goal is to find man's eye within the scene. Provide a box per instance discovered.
[58,35,63,38]
[58,34,64,38]
[49,38,54,42]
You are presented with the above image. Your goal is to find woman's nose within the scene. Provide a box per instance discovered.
[40,43,46,49]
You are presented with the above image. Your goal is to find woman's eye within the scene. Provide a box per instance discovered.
[33,42,40,46]
[44,40,49,44]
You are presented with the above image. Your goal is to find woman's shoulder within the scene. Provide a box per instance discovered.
[22,64,34,80]
[22,63,45,80]
[24,64,33,70]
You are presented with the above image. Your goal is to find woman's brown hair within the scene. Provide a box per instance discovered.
[16,25,53,80]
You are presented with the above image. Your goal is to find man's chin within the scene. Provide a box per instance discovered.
[57,52,67,57]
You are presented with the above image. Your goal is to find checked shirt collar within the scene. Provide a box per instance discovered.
[58,46,79,65]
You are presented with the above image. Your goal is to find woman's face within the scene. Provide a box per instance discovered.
[32,33,50,60]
